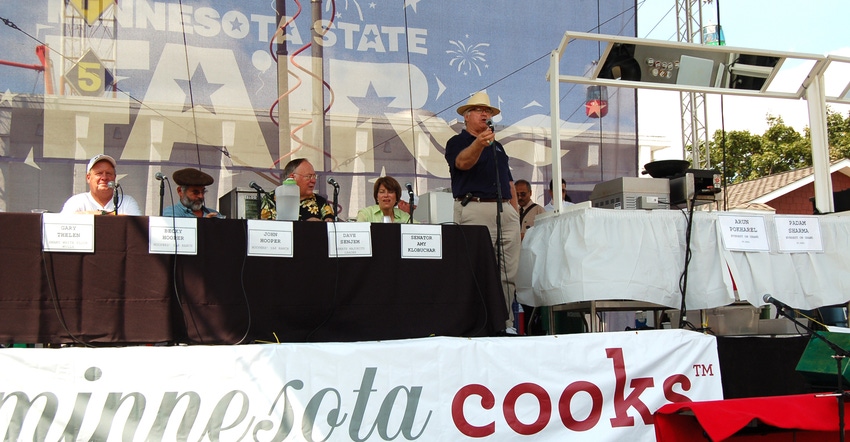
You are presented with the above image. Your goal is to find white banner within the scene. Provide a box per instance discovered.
[0,330,722,441]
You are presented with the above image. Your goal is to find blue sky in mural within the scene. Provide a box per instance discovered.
[0,0,638,128]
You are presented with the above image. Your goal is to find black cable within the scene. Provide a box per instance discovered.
[305,220,341,342]
[40,214,95,347]
[233,220,253,345]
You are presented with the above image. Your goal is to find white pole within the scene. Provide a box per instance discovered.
[807,73,833,213]
[549,50,563,213]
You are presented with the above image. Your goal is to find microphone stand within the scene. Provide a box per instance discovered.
[332,186,340,221]
[256,190,264,219]
[112,187,119,216]
[407,194,415,223]
[489,126,509,331]
[772,301,850,442]
[158,179,165,216]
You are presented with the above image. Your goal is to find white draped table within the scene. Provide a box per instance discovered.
[516,207,850,311]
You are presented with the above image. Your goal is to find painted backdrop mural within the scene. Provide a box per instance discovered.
[0,0,637,217]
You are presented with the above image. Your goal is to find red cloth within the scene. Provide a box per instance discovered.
[655,393,849,441]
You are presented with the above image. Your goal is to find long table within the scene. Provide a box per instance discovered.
[0,213,507,345]
[517,208,850,311]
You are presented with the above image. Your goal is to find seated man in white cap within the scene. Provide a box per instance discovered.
[445,90,521,334]
[162,168,224,218]
[61,154,142,215]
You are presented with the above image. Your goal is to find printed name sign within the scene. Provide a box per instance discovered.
[41,213,95,252]
[247,220,294,257]
[401,224,442,259]
[774,216,823,252]
[148,216,198,255]
[718,214,769,252]
[327,222,372,257]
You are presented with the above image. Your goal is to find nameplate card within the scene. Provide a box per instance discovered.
[718,214,769,252]
[774,216,823,253]
[400,224,442,259]
[148,217,198,255]
[327,222,372,257]
[41,213,95,253]
[247,220,294,257]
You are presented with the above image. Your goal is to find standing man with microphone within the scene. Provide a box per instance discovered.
[445,91,520,335]
[61,154,142,215]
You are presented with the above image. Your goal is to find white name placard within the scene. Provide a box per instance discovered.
[41,213,95,253]
[148,216,198,255]
[247,220,294,257]
[718,214,770,252]
[327,222,372,257]
[774,215,823,253]
[401,224,442,259]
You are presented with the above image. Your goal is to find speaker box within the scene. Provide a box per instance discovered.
[795,331,850,389]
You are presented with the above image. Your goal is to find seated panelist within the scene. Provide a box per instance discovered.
[356,176,413,223]
[61,154,142,215]
[162,168,224,218]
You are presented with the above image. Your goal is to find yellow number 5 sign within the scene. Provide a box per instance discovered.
[64,50,114,97]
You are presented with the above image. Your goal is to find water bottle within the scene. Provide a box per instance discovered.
[275,178,300,221]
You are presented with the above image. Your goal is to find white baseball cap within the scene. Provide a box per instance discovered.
[86,154,117,173]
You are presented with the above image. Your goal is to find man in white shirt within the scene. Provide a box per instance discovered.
[544,178,574,212]
[61,154,142,215]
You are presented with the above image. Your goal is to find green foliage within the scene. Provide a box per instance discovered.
[705,108,850,185]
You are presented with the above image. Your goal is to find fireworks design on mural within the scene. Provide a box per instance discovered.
[446,39,489,76]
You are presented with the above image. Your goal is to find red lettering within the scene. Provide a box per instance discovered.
[606,348,654,427]
[558,381,603,431]
[451,384,495,437]
[502,383,550,435]
[663,374,692,403]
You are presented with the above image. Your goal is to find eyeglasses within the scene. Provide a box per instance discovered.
[516,192,529,197]
[468,107,493,114]
[294,173,318,180]
[186,188,207,196]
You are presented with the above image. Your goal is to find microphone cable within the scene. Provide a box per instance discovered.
[40,213,95,348]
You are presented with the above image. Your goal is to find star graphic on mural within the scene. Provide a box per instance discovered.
[348,83,400,125]
[229,17,244,32]
[174,66,225,114]
[0,89,17,106]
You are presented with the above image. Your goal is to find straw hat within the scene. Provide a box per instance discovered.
[456,91,501,116]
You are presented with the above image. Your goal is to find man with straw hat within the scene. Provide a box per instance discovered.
[445,91,521,335]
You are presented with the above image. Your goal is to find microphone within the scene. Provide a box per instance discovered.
[763,294,791,311]
[327,177,340,189]
[107,181,120,189]
[249,181,265,193]
[486,119,495,146]
[405,182,414,197]
[154,172,165,181]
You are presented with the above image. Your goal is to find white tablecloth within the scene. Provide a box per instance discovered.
[516,208,850,310]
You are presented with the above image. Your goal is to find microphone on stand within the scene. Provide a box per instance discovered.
[249,181,266,193]
[763,294,792,311]
[404,182,416,223]
[327,178,340,221]
[108,181,120,215]
[154,172,166,216]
